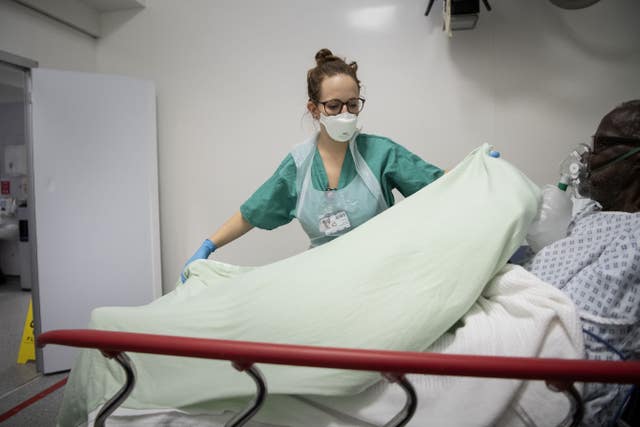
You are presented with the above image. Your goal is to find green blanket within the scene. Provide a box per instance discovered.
[58,144,540,426]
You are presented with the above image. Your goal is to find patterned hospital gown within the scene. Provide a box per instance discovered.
[523,205,639,427]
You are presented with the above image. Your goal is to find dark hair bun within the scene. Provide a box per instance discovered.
[315,48,337,66]
[307,49,361,103]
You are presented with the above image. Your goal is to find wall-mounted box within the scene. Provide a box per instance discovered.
[4,144,27,176]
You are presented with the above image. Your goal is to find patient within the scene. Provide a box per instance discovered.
[523,100,640,426]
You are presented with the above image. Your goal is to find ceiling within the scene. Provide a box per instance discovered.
[12,0,146,38]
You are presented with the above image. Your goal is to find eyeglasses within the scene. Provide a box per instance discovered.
[317,97,365,116]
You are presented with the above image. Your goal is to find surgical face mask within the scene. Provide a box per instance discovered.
[319,112,358,142]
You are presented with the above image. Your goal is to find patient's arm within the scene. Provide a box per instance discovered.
[209,211,254,248]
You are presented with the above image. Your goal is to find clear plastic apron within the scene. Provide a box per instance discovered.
[291,132,388,247]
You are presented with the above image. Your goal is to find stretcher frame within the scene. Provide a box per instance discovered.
[38,329,640,427]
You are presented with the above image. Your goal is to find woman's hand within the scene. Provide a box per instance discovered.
[180,239,217,283]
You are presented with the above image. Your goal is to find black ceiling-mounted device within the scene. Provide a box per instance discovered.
[549,0,601,9]
[425,0,492,33]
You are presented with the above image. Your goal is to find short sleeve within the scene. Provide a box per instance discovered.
[385,143,444,198]
[240,154,298,230]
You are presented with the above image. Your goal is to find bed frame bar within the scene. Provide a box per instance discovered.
[39,329,640,427]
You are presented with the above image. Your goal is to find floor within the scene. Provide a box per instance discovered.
[0,276,67,426]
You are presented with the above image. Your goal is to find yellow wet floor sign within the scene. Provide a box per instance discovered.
[17,299,35,364]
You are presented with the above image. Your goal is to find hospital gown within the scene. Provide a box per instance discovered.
[523,204,640,426]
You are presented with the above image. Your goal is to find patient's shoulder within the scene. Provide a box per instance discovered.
[571,211,640,236]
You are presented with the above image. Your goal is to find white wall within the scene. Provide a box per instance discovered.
[3,0,639,293]
[95,0,640,293]
[0,0,97,71]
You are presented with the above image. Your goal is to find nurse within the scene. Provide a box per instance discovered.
[181,49,444,281]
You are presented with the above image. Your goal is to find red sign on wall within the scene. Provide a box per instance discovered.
[1,180,9,195]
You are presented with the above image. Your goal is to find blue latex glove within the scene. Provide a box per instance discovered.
[180,239,217,283]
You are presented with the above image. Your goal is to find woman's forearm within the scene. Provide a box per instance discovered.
[208,211,254,248]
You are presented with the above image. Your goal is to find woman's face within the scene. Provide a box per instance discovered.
[307,74,360,120]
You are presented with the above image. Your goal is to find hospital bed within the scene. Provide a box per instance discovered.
[38,146,638,426]
[38,329,640,427]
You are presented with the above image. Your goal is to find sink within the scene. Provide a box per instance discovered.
[0,217,19,240]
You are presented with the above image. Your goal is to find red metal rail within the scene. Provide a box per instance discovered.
[38,329,640,384]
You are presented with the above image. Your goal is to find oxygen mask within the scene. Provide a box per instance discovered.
[558,143,591,198]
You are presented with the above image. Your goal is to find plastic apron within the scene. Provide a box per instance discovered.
[291,132,388,247]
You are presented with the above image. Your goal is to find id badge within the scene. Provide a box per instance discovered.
[318,211,351,236]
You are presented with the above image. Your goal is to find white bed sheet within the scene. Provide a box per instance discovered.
[85,265,584,427]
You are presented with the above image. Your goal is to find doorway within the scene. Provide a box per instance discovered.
[0,51,161,422]
[0,58,37,395]
[0,58,163,376]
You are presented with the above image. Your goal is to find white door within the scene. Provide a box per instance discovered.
[30,69,162,373]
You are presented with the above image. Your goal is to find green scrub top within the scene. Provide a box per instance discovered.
[240,133,444,230]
